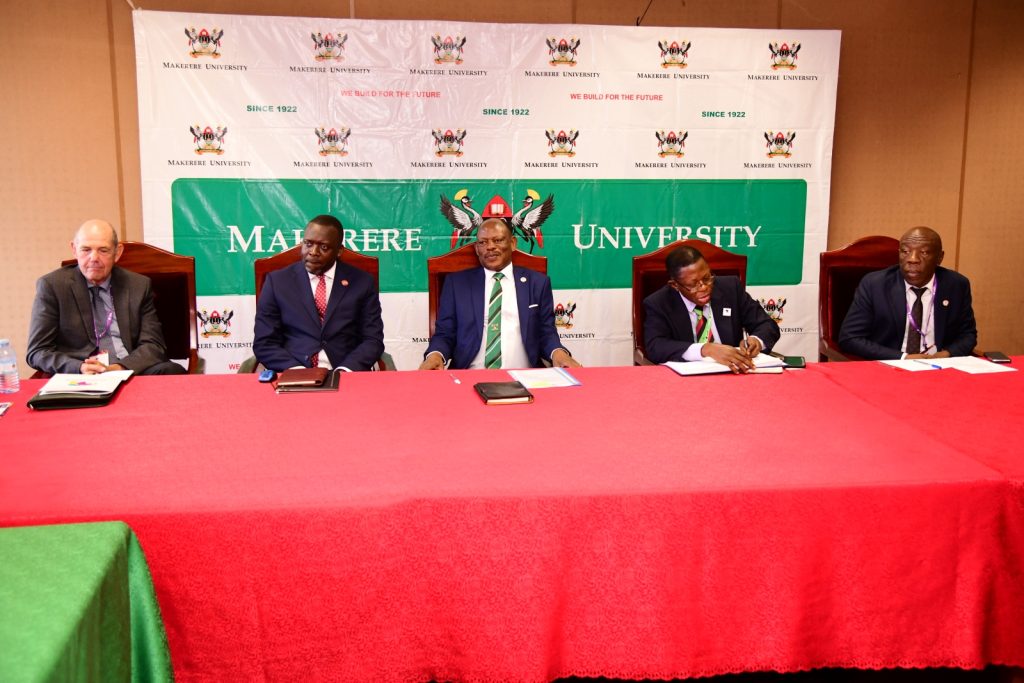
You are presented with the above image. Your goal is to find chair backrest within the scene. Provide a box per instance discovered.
[818,235,899,361]
[62,241,200,372]
[631,239,747,362]
[426,243,547,338]
[254,245,380,301]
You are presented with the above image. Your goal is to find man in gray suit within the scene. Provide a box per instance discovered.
[26,219,185,375]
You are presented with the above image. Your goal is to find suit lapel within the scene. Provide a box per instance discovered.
[933,269,948,347]
[671,290,696,343]
[70,269,96,345]
[293,263,322,326]
[322,262,348,324]
[709,286,731,345]
[513,267,532,347]
[111,269,134,349]
[887,270,906,335]
[469,268,485,347]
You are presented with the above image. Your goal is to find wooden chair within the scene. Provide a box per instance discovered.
[426,243,547,338]
[818,235,899,362]
[51,242,201,375]
[632,240,748,366]
[248,245,392,371]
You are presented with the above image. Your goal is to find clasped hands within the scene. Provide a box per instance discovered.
[79,357,125,374]
[700,337,762,374]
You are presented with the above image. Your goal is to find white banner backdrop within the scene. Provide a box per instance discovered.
[134,11,840,372]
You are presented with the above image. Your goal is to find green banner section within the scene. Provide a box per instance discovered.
[171,178,806,295]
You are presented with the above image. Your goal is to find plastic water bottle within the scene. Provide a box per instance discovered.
[0,339,20,393]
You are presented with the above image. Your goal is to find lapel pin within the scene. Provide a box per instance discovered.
[942,299,949,306]
[341,279,349,286]
[722,307,732,317]
[520,276,526,283]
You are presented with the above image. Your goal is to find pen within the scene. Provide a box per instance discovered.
[448,373,461,385]
[913,359,943,369]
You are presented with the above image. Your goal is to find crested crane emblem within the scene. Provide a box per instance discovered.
[554,301,577,328]
[432,34,466,64]
[658,40,691,68]
[440,188,554,253]
[546,129,579,157]
[198,309,233,337]
[190,125,227,155]
[656,130,688,157]
[316,127,350,156]
[769,42,800,70]
[758,298,786,324]
[546,37,580,66]
[185,27,223,58]
[764,130,796,158]
[311,32,347,61]
[432,128,466,156]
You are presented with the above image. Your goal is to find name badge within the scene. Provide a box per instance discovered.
[722,308,732,317]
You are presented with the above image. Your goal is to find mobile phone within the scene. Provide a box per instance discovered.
[258,369,277,382]
[782,355,806,369]
[0,402,12,417]
[983,351,1011,363]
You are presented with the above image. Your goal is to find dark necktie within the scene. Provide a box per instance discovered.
[90,287,116,359]
[907,286,926,354]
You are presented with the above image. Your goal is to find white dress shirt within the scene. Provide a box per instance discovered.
[469,263,530,369]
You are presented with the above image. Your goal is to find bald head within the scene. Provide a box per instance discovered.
[898,226,944,287]
[71,219,123,285]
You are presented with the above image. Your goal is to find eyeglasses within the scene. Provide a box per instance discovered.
[476,237,511,248]
[674,273,715,294]
[302,239,337,253]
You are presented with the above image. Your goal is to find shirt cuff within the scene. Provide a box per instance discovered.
[682,343,705,362]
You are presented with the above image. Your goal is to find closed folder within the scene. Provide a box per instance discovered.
[473,381,534,405]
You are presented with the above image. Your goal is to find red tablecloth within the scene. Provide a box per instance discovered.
[2,361,1023,682]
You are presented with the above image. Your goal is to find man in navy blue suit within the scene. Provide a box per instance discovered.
[253,215,384,372]
[643,244,779,372]
[419,218,580,370]
[839,226,977,360]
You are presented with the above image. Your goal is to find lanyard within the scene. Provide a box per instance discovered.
[905,280,937,353]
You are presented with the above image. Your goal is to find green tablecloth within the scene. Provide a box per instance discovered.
[0,522,173,682]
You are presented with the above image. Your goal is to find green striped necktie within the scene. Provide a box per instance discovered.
[484,272,504,369]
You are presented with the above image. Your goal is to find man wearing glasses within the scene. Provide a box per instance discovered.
[643,244,779,372]
[254,214,384,371]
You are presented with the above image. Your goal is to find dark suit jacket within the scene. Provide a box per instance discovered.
[838,265,977,360]
[253,261,384,372]
[642,276,780,364]
[425,266,567,369]
[26,265,170,374]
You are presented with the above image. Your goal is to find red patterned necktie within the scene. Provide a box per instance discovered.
[312,274,327,367]
[314,274,327,322]
[695,305,714,343]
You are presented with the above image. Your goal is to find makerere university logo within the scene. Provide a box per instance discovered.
[432,129,466,156]
[658,40,691,68]
[769,42,800,70]
[546,37,580,66]
[554,302,577,328]
[190,125,227,155]
[759,297,787,324]
[311,32,347,61]
[656,130,688,157]
[440,188,554,252]
[198,309,233,337]
[316,127,350,156]
[764,130,796,158]
[432,34,466,64]
[546,129,579,157]
[185,27,223,58]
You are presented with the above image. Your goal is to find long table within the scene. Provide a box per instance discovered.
[2,360,1023,682]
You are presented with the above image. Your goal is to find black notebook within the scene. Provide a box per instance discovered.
[27,371,133,411]
[473,381,534,405]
